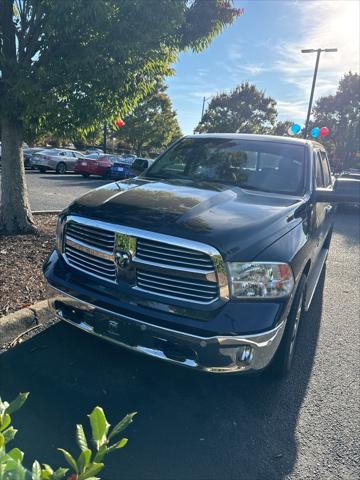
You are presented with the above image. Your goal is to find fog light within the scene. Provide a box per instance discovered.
[236,346,253,365]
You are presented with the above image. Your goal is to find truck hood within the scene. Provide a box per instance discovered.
[66,178,306,261]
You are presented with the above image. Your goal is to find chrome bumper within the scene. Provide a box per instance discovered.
[48,287,286,373]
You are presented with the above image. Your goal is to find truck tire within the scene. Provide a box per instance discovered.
[56,162,66,174]
[269,274,306,378]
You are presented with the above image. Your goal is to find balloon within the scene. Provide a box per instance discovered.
[291,123,301,134]
[311,127,320,138]
[287,127,295,136]
[115,119,125,128]
[320,127,329,137]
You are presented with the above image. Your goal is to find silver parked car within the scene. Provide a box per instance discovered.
[31,148,85,173]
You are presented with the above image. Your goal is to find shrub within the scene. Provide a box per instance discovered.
[0,393,136,479]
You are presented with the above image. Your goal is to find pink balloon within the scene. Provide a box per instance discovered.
[320,127,329,137]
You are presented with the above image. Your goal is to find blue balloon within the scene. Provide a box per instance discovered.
[291,123,301,134]
[311,127,320,138]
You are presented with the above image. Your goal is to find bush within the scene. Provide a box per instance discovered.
[0,393,136,479]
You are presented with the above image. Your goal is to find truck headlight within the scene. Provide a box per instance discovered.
[227,262,294,299]
[55,215,65,254]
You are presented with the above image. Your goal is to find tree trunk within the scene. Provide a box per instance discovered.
[0,117,36,234]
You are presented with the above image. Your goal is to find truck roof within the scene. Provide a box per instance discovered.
[185,133,322,148]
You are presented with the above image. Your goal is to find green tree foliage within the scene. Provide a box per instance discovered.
[0,0,240,234]
[312,72,360,170]
[116,83,182,155]
[195,82,277,134]
[0,392,136,479]
[271,120,293,136]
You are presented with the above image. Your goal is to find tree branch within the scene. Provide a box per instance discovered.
[19,3,46,63]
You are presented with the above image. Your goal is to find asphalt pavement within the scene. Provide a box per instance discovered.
[0,170,111,211]
[0,210,359,480]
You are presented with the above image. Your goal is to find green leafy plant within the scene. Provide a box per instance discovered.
[0,393,136,480]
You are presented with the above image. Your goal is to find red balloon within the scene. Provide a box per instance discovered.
[115,119,125,128]
[320,127,329,137]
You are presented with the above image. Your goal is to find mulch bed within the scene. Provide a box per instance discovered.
[0,214,57,318]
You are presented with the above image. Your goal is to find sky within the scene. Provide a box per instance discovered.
[167,0,360,135]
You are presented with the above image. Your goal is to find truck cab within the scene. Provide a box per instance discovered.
[44,134,359,377]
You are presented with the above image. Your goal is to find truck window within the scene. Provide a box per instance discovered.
[320,151,331,187]
[259,152,280,170]
[314,152,325,188]
[146,138,306,195]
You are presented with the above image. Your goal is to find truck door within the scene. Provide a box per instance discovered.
[319,150,334,243]
[313,149,333,250]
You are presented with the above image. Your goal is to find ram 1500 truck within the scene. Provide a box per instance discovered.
[44,134,360,377]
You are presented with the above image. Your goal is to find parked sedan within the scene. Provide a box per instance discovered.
[74,154,120,178]
[110,156,138,179]
[31,149,85,173]
[23,147,45,168]
[129,157,154,177]
[339,168,360,180]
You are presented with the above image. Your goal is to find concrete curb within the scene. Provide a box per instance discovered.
[0,300,53,348]
[33,210,61,215]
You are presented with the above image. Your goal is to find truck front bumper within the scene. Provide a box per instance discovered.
[48,287,286,374]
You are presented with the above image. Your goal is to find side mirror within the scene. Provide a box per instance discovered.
[315,177,360,203]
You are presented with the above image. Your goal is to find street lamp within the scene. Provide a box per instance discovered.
[194,96,212,134]
[301,48,337,139]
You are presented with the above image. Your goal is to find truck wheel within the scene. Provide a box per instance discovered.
[269,274,306,378]
[56,162,66,174]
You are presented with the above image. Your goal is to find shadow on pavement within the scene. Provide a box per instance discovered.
[333,208,360,245]
[0,272,326,480]
[33,174,112,189]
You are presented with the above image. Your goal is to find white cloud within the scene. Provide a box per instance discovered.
[275,0,359,99]
[274,0,359,123]
[276,100,308,121]
[242,63,266,76]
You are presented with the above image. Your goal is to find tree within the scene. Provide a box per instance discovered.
[312,72,360,171]
[0,0,240,234]
[195,82,277,134]
[271,120,293,136]
[116,83,182,155]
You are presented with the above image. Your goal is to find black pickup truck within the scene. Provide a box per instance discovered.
[44,134,359,377]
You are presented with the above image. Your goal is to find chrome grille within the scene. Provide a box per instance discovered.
[62,216,226,305]
[136,238,214,271]
[65,222,115,252]
[136,269,218,302]
[64,221,116,281]
[65,243,116,281]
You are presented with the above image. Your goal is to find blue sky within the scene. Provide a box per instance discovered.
[167,0,359,135]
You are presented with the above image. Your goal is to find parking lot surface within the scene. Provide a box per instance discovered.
[0,210,359,480]
[0,170,111,211]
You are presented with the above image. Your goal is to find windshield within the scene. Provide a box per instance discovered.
[145,138,306,195]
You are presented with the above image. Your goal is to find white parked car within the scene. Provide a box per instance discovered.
[31,148,85,173]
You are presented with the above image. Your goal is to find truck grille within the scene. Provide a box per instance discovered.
[136,269,218,302]
[136,238,214,271]
[66,223,114,252]
[64,222,116,281]
[63,217,223,304]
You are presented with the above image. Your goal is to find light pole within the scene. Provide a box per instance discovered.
[194,96,212,134]
[301,48,337,139]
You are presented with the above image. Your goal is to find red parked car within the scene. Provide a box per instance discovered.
[74,154,120,178]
